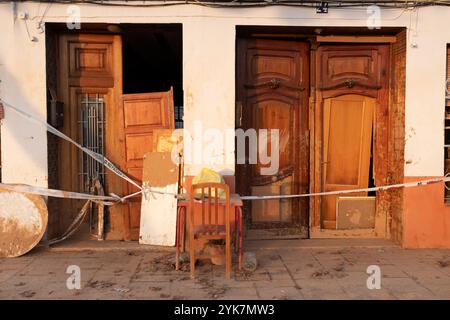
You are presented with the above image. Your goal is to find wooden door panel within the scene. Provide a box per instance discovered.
[244,39,308,90]
[67,36,116,88]
[245,43,306,90]
[250,94,295,185]
[121,89,175,240]
[69,42,113,78]
[322,94,375,228]
[125,133,154,165]
[123,96,170,128]
[319,46,382,90]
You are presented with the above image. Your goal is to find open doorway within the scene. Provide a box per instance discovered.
[121,24,183,128]
[46,23,182,241]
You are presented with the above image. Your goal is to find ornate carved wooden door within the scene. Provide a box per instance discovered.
[56,34,124,239]
[237,39,309,236]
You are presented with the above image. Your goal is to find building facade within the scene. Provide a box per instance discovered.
[0,1,450,247]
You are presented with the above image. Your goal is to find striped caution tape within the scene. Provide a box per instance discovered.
[0,99,142,191]
[240,176,450,200]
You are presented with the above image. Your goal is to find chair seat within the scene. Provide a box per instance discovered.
[194,224,226,238]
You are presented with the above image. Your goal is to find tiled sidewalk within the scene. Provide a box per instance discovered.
[0,239,449,300]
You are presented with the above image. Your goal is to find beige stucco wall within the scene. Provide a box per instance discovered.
[0,3,48,187]
[1,2,449,186]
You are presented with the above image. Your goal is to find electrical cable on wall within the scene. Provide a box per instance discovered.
[3,0,450,10]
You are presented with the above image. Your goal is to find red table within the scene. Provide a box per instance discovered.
[176,193,243,270]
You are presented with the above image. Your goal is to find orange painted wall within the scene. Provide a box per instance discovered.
[403,177,450,248]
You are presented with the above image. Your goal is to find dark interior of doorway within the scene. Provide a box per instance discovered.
[121,24,184,128]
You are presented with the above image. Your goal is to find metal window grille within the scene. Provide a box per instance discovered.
[79,94,106,193]
[175,105,184,129]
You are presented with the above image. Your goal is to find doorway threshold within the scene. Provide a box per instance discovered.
[37,223,173,253]
[245,238,398,250]
[246,227,307,240]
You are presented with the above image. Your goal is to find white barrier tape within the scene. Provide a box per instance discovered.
[0,182,119,205]
[240,176,449,200]
[3,100,449,203]
[2,176,445,205]
[130,176,450,200]
[0,182,178,206]
[48,200,92,245]
[0,99,142,191]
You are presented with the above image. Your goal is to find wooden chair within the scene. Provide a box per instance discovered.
[189,182,231,279]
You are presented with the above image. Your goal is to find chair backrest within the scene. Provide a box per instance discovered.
[189,182,230,227]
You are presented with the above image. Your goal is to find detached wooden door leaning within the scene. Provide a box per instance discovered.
[120,88,175,240]
[322,94,375,229]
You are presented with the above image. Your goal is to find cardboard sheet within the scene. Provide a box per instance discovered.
[139,152,179,246]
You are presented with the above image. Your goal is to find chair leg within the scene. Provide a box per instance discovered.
[225,235,231,280]
[175,207,181,271]
[190,237,195,279]
[238,207,243,270]
[235,208,239,254]
[175,241,180,271]
[183,207,187,253]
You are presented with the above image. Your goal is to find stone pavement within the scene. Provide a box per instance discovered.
[0,239,449,300]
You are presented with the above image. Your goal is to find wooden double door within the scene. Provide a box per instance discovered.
[237,38,389,235]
